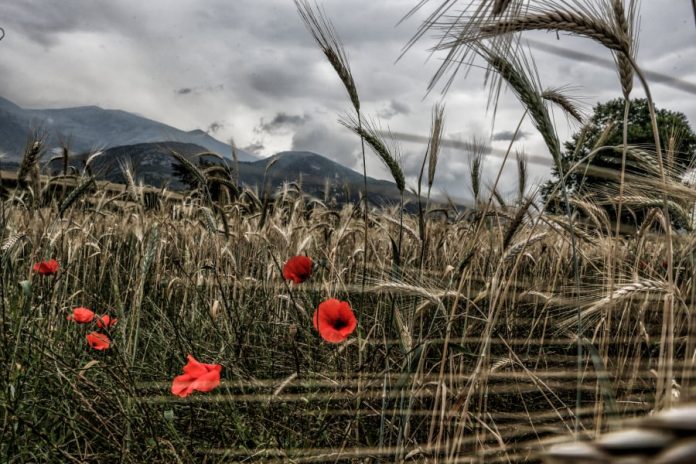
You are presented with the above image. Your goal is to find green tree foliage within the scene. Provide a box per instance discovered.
[542,98,696,228]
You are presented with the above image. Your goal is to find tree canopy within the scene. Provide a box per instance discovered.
[542,98,696,228]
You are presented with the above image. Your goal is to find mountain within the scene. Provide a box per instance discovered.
[0,96,256,161]
[77,141,212,190]
[238,151,410,207]
[41,142,409,207]
[0,96,415,207]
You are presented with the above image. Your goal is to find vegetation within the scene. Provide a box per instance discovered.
[2,167,694,462]
[542,98,696,228]
[1,0,695,463]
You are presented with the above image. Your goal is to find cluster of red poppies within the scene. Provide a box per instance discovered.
[32,255,358,399]
[67,307,118,350]
[34,259,117,350]
[171,256,359,398]
[282,255,358,343]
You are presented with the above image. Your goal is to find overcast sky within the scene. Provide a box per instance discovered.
[0,0,694,202]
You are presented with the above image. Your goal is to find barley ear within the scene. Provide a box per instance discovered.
[59,176,96,217]
[339,115,405,193]
[428,103,445,189]
[294,0,360,112]
[478,10,629,54]
[167,149,207,187]
[491,0,513,16]
[17,133,45,189]
[516,150,527,201]
[470,143,483,205]
[612,0,635,98]
[479,45,561,166]
[542,87,584,123]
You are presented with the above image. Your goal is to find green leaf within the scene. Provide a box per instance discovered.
[19,279,32,298]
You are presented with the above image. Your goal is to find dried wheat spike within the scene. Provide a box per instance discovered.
[543,404,696,463]
[480,11,629,54]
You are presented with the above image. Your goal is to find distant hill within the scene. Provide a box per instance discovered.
[0,96,256,161]
[40,142,410,207]
[0,96,421,208]
[239,150,411,207]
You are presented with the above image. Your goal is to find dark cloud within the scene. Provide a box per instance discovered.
[0,1,129,46]
[248,66,312,99]
[243,142,265,154]
[175,85,224,96]
[492,130,530,142]
[258,112,310,135]
[0,0,693,201]
[207,121,223,134]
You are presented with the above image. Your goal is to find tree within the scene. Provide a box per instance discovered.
[542,98,696,228]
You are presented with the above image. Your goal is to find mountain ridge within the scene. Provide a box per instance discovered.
[29,141,409,207]
[0,97,419,208]
[0,96,256,162]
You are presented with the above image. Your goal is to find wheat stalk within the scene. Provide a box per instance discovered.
[542,87,584,123]
[294,0,359,112]
[482,46,561,165]
[557,280,671,331]
[339,115,405,193]
[503,232,547,263]
[478,10,628,53]
[428,103,445,190]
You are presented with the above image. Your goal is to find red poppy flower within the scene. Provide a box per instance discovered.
[86,332,110,350]
[282,255,313,284]
[312,298,357,343]
[96,315,118,329]
[32,259,59,275]
[67,307,95,324]
[171,355,222,398]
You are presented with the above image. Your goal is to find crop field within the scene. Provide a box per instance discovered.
[1,0,696,463]
[0,157,693,462]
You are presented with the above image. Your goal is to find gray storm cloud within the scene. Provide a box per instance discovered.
[0,0,693,201]
[259,113,311,134]
[492,130,530,142]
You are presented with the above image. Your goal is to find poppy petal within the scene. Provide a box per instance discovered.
[313,299,357,343]
[172,356,222,396]
[182,355,208,378]
[69,307,95,324]
[96,315,118,328]
[86,332,110,350]
[33,259,60,275]
[171,374,195,397]
[190,369,221,392]
[282,256,313,284]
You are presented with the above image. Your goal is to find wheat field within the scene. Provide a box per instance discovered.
[0,163,693,462]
